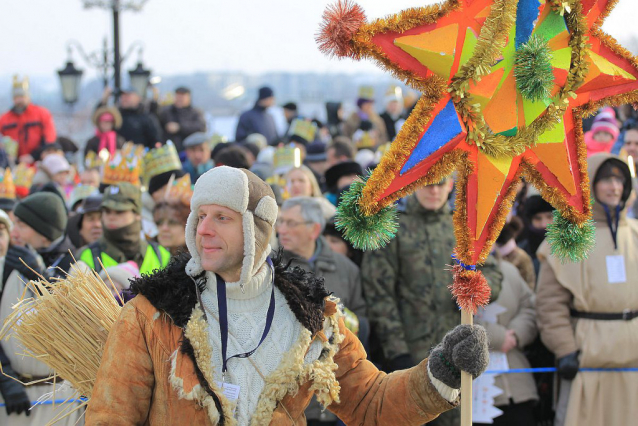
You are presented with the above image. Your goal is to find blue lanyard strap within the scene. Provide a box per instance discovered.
[217,258,276,375]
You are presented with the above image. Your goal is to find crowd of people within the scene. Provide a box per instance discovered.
[0,76,636,426]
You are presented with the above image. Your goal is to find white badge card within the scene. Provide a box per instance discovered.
[606,255,627,284]
[215,381,240,414]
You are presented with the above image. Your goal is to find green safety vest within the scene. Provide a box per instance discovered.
[79,242,171,275]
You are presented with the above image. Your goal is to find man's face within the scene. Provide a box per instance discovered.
[186,144,210,167]
[595,175,625,207]
[325,235,348,257]
[13,95,28,110]
[360,101,375,115]
[336,174,357,191]
[102,207,137,230]
[386,100,402,116]
[284,109,296,121]
[0,224,10,258]
[531,211,554,230]
[119,92,141,109]
[11,216,48,249]
[326,148,345,168]
[80,211,103,244]
[259,96,275,108]
[174,92,191,108]
[80,169,101,188]
[53,171,69,187]
[195,204,244,281]
[276,205,319,258]
[414,179,454,211]
[624,129,638,159]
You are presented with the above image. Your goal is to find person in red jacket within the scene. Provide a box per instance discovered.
[0,76,56,164]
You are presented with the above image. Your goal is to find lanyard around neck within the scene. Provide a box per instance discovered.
[217,258,275,376]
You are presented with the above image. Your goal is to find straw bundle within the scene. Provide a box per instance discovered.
[0,263,122,401]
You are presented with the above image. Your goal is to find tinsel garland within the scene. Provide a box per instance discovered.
[335,176,399,251]
[545,208,596,262]
[514,34,555,101]
[449,264,491,314]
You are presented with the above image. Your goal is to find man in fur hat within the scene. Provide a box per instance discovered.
[87,166,490,425]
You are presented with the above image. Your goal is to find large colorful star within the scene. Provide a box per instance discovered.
[319,0,638,265]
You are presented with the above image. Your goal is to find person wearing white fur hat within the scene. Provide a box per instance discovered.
[87,166,490,425]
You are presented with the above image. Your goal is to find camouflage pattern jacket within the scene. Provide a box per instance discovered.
[361,195,502,362]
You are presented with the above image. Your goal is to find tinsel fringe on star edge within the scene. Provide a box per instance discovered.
[358,87,449,216]
[451,153,523,266]
[449,265,491,314]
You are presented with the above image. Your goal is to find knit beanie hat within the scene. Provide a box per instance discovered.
[591,107,619,140]
[185,166,278,287]
[523,195,554,221]
[14,192,67,241]
[258,86,274,101]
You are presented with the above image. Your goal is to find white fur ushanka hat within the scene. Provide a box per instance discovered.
[185,166,278,286]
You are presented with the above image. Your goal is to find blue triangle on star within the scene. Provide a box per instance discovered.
[401,99,464,175]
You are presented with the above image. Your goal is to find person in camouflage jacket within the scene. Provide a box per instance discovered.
[361,179,503,425]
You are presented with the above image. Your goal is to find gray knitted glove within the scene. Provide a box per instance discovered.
[428,324,489,389]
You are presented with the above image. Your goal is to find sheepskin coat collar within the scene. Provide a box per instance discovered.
[129,252,329,337]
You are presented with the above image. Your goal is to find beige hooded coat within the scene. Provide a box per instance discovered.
[536,153,638,426]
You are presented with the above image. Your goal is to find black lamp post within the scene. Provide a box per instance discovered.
[57,54,84,105]
[56,0,149,104]
[128,60,152,100]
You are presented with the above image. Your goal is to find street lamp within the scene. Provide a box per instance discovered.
[128,59,151,100]
[57,51,84,105]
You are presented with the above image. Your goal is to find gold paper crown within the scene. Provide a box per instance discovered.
[358,85,375,100]
[84,151,105,170]
[102,143,144,186]
[385,85,403,98]
[289,119,317,143]
[143,141,181,181]
[12,75,29,93]
[1,136,18,159]
[164,173,193,206]
[273,146,302,173]
[354,130,376,149]
[69,184,98,208]
[0,168,15,200]
[13,163,35,188]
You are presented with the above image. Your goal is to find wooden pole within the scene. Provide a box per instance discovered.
[461,308,473,426]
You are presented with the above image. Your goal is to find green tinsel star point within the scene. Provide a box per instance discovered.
[515,34,555,102]
[335,177,398,251]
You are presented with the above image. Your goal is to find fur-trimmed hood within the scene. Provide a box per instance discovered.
[129,251,330,335]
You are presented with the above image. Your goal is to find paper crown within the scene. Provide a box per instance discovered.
[164,173,193,206]
[69,184,99,208]
[288,119,318,144]
[358,85,375,100]
[273,146,302,174]
[13,163,35,189]
[143,141,181,181]
[12,75,29,95]
[386,85,402,96]
[84,150,107,170]
[353,129,376,149]
[1,136,18,159]
[0,168,15,200]
[102,143,145,186]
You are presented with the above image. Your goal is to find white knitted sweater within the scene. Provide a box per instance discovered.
[200,264,323,425]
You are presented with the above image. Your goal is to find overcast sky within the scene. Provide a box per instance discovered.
[2,0,638,84]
